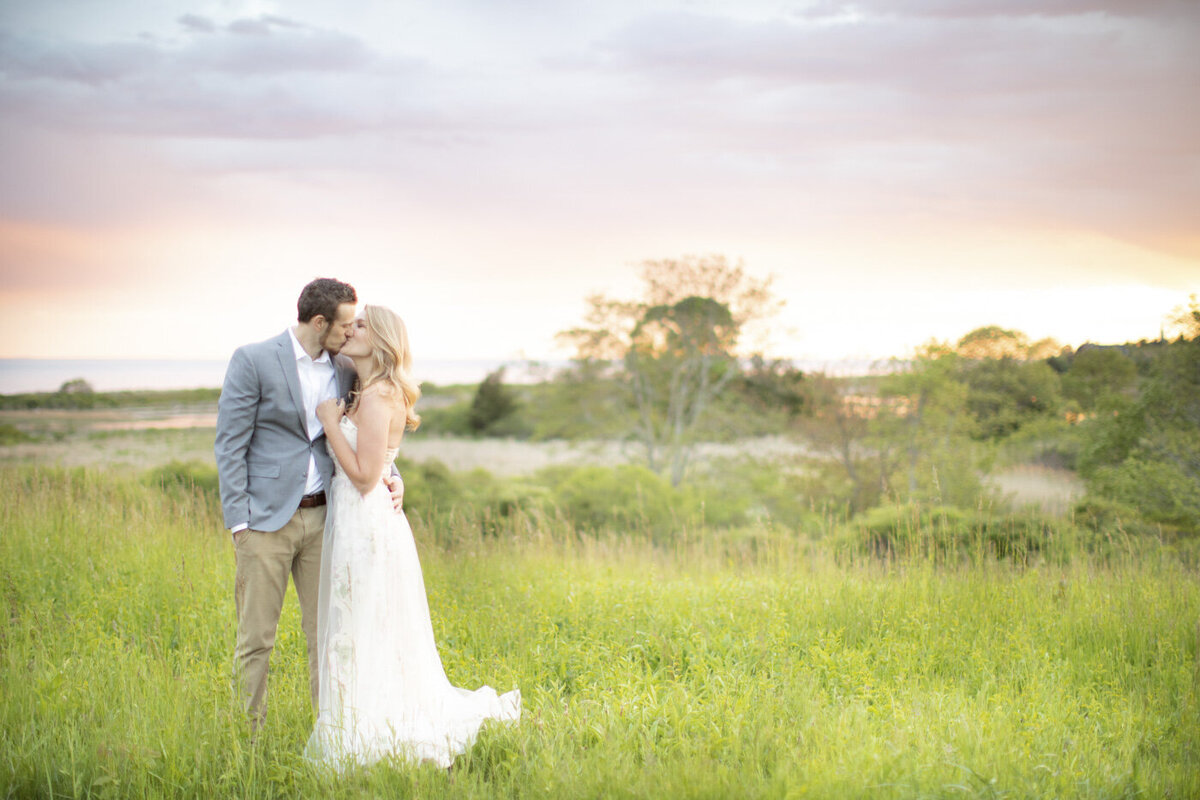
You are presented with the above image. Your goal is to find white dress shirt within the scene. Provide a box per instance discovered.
[288,327,339,496]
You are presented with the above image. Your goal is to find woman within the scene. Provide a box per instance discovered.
[305,305,520,769]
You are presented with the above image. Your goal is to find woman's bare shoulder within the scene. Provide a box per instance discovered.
[360,381,403,405]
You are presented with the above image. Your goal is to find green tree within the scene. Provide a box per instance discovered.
[58,378,94,394]
[797,373,890,512]
[1061,346,1137,412]
[467,368,522,436]
[1077,296,1200,528]
[879,342,983,504]
[734,355,807,422]
[558,255,778,486]
[954,326,1064,439]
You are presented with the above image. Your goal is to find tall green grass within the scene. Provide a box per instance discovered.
[2,466,1197,798]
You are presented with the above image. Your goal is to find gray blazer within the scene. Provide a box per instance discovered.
[215,330,358,532]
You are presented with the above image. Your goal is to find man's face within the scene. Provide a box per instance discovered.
[320,302,357,353]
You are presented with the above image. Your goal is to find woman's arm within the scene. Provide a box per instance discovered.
[317,388,395,496]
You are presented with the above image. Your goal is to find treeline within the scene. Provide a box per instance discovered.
[138,275,1198,559]
[419,328,1197,532]
[0,382,222,410]
[418,257,1199,534]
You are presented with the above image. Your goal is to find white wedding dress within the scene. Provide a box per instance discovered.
[305,416,520,769]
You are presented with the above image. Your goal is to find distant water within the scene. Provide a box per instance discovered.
[0,358,560,394]
[0,356,886,395]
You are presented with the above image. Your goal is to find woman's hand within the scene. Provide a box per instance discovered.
[316,397,346,428]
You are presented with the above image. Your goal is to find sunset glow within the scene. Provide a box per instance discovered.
[1,0,1197,367]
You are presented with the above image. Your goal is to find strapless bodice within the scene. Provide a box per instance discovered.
[331,415,400,480]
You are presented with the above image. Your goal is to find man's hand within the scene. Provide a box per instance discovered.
[316,397,346,429]
[384,475,404,513]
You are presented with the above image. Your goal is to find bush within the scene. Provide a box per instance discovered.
[834,503,1083,565]
[143,460,220,499]
[0,423,34,445]
[690,457,818,530]
[1087,458,1200,531]
[1072,496,1161,538]
[543,464,682,540]
[414,402,474,437]
[468,368,525,436]
[998,415,1081,470]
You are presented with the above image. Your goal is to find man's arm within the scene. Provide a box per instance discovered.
[214,347,259,531]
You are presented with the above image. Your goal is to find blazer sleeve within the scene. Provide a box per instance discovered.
[215,346,260,529]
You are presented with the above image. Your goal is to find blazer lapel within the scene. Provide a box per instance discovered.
[335,356,357,402]
[275,333,310,438]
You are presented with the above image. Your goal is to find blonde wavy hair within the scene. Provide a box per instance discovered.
[353,305,421,431]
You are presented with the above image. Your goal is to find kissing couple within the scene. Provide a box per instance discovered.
[214,278,520,768]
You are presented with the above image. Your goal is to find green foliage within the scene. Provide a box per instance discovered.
[526,367,627,440]
[558,256,778,486]
[1089,458,1200,530]
[414,399,475,436]
[540,464,680,539]
[832,502,1162,565]
[0,422,35,444]
[837,504,1026,563]
[1075,333,1200,530]
[1061,346,1137,411]
[798,353,990,513]
[690,456,818,530]
[468,368,527,437]
[58,377,95,394]
[996,414,1081,470]
[143,459,220,499]
[0,386,221,410]
[956,325,1031,359]
[1071,496,1161,539]
[390,457,820,545]
[3,465,1198,798]
[721,356,807,436]
[961,358,1063,439]
[392,455,552,544]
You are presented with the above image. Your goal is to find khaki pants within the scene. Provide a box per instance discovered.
[233,505,325,728]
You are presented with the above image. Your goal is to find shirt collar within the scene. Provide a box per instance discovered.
[288,327,332,365]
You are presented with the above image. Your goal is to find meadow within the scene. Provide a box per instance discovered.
[2,465,1197,799]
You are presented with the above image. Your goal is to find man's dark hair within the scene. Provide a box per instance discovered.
[297,278,357,324]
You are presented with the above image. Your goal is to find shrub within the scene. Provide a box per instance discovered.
[547,464,681,539]
[143,460,220,499]
[1088,458,1200,531]
[414,402,474,437]
[468,368,522,436]
[835,503,1083,565]
[1072,496,1160,538]
[690,457,817,530]
[0,423,34,445]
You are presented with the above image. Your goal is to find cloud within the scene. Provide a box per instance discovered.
[0,31,155,85]
[0,0,1196,265]
[178,14,216,34]
[797,0,1200,20]
[578,7,1200,256]
[0,14,397,140]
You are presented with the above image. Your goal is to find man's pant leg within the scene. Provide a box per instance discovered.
[233,512,305,727]
[291,504,326,711]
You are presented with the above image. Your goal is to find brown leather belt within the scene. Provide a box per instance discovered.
[298,491,327,509]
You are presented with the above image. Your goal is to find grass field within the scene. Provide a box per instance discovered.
[2,465,1197,799]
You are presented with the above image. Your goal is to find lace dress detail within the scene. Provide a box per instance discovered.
[306,416,520,768]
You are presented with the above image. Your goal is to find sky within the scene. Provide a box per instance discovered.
[1,0,1198,369]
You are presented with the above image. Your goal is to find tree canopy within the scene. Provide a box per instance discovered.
[558,255,779,485]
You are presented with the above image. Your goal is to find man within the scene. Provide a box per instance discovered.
[215,278,403,728]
